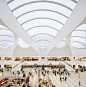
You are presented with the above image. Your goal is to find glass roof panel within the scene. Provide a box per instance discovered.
[36,41,50,48]
[7,0,78,48]
[72,24,86,49]
[72,31,86,37]
[6,0,10,2]
[0,36,13,41]
[72,42,86,49]
[7,0,76,11]
[12,2,72,18]
[53,0,76,10]
[17,11,67,24]
[32,34,53,42]
[56,40,66,48]
[0,25,13,49]
[72,37,86,45]
[0,41,12,49]
[75,24,86,31]
[22,19,63,31]
[27,27,58,37]
[19,38,30,48]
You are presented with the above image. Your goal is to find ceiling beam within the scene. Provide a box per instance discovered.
[0,0,40,55]
[46,0,86,55]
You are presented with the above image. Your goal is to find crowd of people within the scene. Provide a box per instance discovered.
[52,69,69,82]
[0,66,83,87]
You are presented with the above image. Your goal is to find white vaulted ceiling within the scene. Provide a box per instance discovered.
[6,0,78,48]
[0,25,13,49]
[72,24,86,49]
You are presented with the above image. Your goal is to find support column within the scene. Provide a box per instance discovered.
[66,34,73,65]
[1,56,4,61]
[1,65,4,69]
[12,34,19,66]
[75,65,78,69]
[45,56,48,65]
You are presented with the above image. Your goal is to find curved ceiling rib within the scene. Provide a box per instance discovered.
[0,35,13,37]
[72,24,86,49]
[26,25,59,32]
[32,34,54,42]
[0,28,8,30]
[0,0,40,54]
[74,30,86,31]
[11,1,73,12]
[7,0,77,4]
[21,17,64,25]
[72,41,86,47]
[7,0,14,4]
[36,40,50,42]
[71,0,77,3]
[16,9,68,19]
[31,33,54,38]
[46,0,86,54]
[6,0,78,48]
[0,25,13,49]
[0,40,12,42]
[27,26,58,36]
[72,36,86,39]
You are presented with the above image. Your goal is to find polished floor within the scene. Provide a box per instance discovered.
[0,68,86,87]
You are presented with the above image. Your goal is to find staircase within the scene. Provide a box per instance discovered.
[11,61,25,71]
[61,61,75,72]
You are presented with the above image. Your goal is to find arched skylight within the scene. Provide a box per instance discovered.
[72,24,86,49]
[56,39,66,48]
[0,25,13,49]
[19,38,30,48]
[6,0,78,48]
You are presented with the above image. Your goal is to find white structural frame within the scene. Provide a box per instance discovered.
[0,0,40,55]
[0,0,86,59]
[46,0,86,55]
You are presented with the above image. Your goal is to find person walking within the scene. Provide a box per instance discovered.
[63,77,64,81]
[78,73,80,78]
[79,81,81,86]
[65,76,67,81]
[60,76,62,82]
[55,70,56,76]
[13,71,14,75]
[66,71,67,75]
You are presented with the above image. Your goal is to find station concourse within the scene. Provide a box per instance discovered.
[0,0,86,87]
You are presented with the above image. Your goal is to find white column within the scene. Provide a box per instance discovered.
[1,65,4,69]
[1,56,4,61]
[75,65,78,69]
[38,56,41,65]
[66,34,73,62]
[12,34,19,62]
[12,64,14,68]
[45,56,48,65]
[20,56,22,61]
